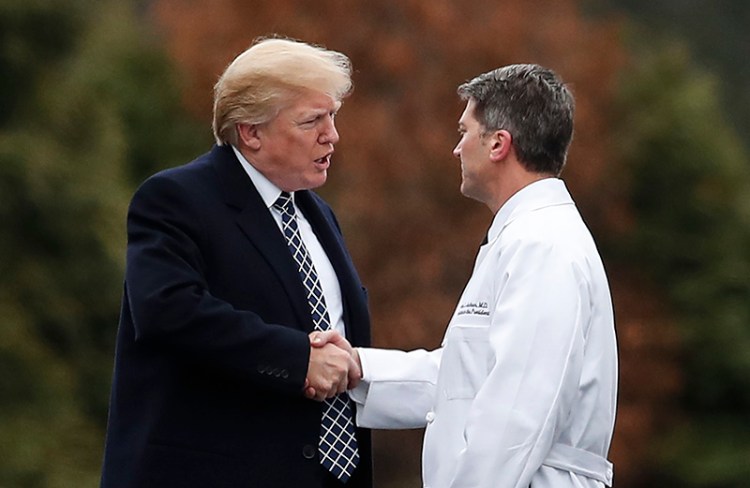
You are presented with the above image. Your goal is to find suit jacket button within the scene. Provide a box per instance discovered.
[302,444,316,459]
[281,370,289,379]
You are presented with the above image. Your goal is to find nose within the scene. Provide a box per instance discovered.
[452,142,461,159]
[319,117,339,145]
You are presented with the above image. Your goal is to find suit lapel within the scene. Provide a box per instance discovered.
[210,145,313,330]
[296,191,362,344]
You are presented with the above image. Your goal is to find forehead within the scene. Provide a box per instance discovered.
[285,90,340,116]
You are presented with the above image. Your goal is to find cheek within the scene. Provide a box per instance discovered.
[463,141,477,158]
[298,134,319,153]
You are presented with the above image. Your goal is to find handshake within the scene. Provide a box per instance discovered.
[304,331,361,401]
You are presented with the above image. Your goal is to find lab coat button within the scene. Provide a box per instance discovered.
[425,411,435,423]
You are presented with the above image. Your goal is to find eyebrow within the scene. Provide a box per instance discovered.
[300,105,339,119]
[303,107,327,116]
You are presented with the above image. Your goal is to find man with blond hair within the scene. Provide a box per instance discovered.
[100,38,372,488]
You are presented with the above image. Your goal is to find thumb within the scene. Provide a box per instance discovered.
[309,330,330,347]
[309,330,339,347]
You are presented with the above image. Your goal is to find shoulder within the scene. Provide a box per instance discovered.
[133,150,217,202]
[146,150,215,186]
[500,205,596,263]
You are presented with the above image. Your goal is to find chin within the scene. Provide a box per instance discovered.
[460,184,484,204]
[306,174,327,190]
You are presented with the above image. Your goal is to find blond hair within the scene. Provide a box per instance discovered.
[212,37,353,146]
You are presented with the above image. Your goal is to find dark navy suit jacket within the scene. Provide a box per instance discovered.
[100,144,372,488]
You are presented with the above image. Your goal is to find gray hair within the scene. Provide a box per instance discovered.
[213,37,353,146]
[457,64,574,176]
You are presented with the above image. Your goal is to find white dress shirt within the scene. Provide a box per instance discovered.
[352,179,618,488]
[231,146,346,337]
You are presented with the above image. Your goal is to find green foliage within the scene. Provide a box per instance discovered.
[596,0,750,154]
[658,418,750,487]
[614,37,750,486]
[0,0,88,127]
[0,0,206,485]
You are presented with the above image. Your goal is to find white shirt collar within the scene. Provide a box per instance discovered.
[487,177,574,243]
[231,145,291,208]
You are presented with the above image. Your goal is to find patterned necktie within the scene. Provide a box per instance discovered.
[273,192,360,483]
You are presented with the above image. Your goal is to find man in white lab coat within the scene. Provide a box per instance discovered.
[311,64,618,488]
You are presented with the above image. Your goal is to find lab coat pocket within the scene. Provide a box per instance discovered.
[442,324,490,400]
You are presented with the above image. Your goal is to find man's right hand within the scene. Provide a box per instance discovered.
[306,342,360,402]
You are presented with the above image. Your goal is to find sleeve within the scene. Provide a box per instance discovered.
[124,174,311,395]
[448,239,588,488]
[350,347,442,429]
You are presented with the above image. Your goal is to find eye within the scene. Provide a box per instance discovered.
[299,116,319,127]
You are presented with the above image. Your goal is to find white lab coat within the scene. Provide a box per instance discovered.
[353,179,618,488]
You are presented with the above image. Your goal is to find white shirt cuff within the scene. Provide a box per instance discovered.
[347,347,370,404]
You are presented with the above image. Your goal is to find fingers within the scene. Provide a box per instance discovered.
[304,389,318,400]
[305,334,363,400]
[304,369,349,401]
[306,343,351,400]
[303,379,317,400]
[336,368,348,395]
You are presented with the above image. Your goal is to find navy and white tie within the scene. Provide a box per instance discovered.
[273,192,359,482]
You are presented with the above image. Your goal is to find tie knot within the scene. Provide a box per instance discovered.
[273,191,294,214]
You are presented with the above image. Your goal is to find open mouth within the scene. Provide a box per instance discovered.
[314,154,331,168]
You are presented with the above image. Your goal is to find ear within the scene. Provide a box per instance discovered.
[236,123,262,151]
[488,129,512,162]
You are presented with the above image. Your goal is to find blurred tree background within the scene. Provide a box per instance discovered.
[0,0,748,487]
[0,0,206,485]
[595,0,750,156]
